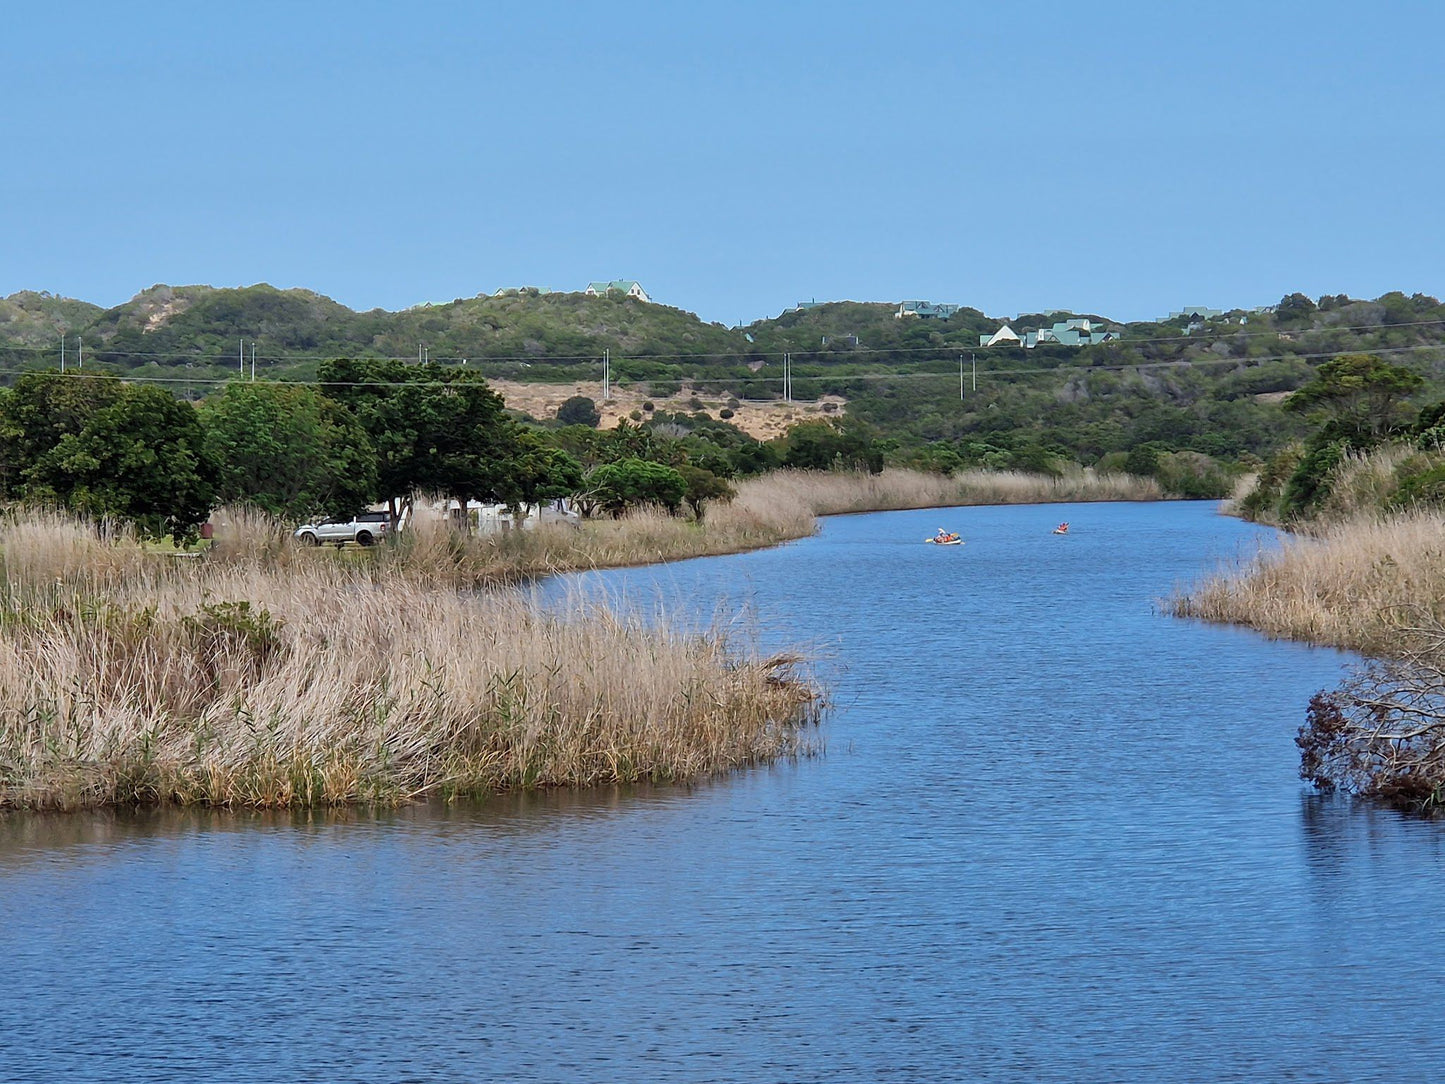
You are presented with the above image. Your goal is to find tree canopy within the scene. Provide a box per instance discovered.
[1284,353,1423,443]
[0,372,214,540]
[201,381,377,520]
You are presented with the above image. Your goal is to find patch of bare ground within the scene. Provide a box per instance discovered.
[489,380,846,440]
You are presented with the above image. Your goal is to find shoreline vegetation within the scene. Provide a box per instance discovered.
[1177,448,1445,810]
[0,466,1154,812]
[1172,510,1445,659]
[364,466,1161,582]
[0,509,818,812]
[1174,357,1445,811]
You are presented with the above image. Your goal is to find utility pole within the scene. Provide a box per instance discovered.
[77,336,82,369]
[972,353,977,393]
[602,348,610,401]
[240,338,245,376]
[959,354,964,400]
[250,342,256,381]
[783,351,791,403]
[60,335,65,373]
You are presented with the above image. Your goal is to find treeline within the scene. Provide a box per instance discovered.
[0,362,904,540]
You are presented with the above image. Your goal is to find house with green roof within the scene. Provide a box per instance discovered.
[895,300,959,320]
[585,280,651,303]
[1022,318,1122,348]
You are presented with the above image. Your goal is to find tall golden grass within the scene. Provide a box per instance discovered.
[0,510,816,811]
[1173,510,1445,657]
[755,467,1160,518]
[1315,444,1423,521]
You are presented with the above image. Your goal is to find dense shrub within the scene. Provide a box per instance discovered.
[556,396,601,428]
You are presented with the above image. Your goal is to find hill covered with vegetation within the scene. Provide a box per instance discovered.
[6,282,1445,487]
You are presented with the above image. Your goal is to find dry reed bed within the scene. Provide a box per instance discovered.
[0,512,815,810]
[749,467,1159,519]
[1173,511,1445,657]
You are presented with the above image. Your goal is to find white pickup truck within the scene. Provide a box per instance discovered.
[293,511,392,547]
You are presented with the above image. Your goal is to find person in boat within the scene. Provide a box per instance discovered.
[934,528,956,543]
[1054,522,1069,534]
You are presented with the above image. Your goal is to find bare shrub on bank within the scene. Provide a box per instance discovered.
[1298,635,1445,812]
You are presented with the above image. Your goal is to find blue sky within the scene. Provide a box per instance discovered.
[3,1,1441,324]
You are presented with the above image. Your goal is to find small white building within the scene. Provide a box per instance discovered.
[585,280,651,303]
[443,498,580,533]
[979,324,1022,347]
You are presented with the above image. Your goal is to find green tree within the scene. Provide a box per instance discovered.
[1285,354,1423,443]
[1275,292,1318,325]
[496,431,584,514]
[200,381,376,520]
[676,464,735,521]
[0,372,214,539]
[1123,442,1165,477]
[319,357,520,521]
[585,458,687,517]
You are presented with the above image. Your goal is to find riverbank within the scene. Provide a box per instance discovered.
[247,467,1160,584]
[0,466,1153,811]
[1178,483,1445,811]
[0,511,817,811]
[1174,509,1444,659]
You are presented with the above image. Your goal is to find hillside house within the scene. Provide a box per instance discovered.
[1022,318,1121,348]
[1164,307,1223,322]
[585,280,651,302]
[979,324,1022,347]
[896,300,959,320]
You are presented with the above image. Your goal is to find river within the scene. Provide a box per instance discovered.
[2,500,1442,1082]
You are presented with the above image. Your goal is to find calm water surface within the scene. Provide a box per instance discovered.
[3,501,1442,1082]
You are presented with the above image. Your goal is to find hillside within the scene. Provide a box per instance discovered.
[5,284,1445,467]
[0,290,104,346]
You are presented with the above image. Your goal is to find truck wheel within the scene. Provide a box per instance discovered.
[356,531,374,547]
[298,532,319,546]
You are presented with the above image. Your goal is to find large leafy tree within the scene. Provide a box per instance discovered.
[1285,353,1423,443]
[0,372,214,539]
[320,358,582,524]
[496,431,584,514]
[583,458,687,517]
[200,381,377,520]
[676,464,735,521]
